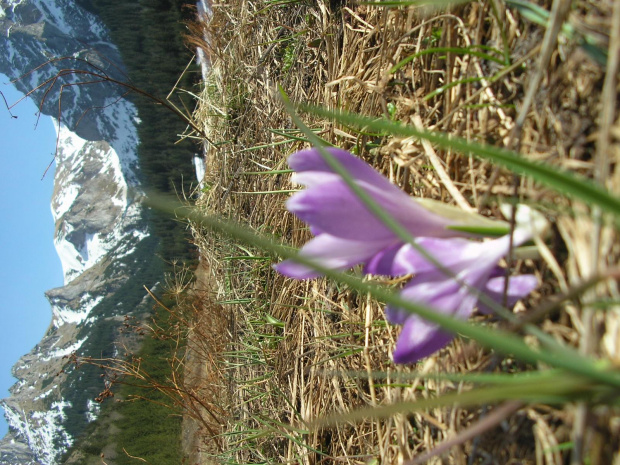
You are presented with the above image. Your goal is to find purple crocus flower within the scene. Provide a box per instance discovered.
[275,147,464,279]
[275,147,538,364]
[378,232,538,363]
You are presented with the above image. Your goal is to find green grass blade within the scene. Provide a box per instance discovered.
[424,76,484,100]
[313,373,594,427]
[146,193,620,388]
[362,0,472,7]
[300,105,620,219]
[391,47,504,74]
[241,169,294,175]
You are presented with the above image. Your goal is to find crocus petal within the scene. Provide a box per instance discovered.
[387,265,537,364]
[286,148,457,241]
[385,304,411,325]
[392,315,455,364]
[287,179,455,241]
[366,237,481,276]
[389,230,533,278]
[399,274,480,320]
[274,233,391,279]
[385,265,483,364]
[382,239,490,341]
[292,171,342,188]
[364,243,408,275]
[289,148,404,191]
[485,274,539,299]
[478,273,539,314]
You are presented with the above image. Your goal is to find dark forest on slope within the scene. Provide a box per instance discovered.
[62,1,202,463]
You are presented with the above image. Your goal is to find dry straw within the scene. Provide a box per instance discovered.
[183,0,619,463]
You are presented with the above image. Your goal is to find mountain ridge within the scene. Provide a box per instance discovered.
[0,0,155,463]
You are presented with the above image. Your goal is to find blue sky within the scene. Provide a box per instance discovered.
[0,77,63,437]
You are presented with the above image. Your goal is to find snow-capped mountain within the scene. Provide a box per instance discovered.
[0,1,155,463]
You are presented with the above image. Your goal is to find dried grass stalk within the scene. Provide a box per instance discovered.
[184,1,619,463]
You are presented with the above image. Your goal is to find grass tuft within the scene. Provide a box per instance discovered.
[180,0,620,463]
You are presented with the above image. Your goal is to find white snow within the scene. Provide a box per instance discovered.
[80,233,106,265]
[30,0,107,41]
[53,230,83,282]
[40,337,87,362]
[85,399,100,423]
[98,97,140,182]
[30,401,73,464]
[53,184,79,221]
[3,401,72,465]
[50,119,147,285]
[195,1,213,80]
[196,47,211,79]
[52,294,103,327]
[34,386,57,401]
[5,0,28,11]
[50,121,87,170]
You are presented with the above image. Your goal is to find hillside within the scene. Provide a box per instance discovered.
[183,0,620,463]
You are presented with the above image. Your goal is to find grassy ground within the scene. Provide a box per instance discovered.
[179,1,619,463]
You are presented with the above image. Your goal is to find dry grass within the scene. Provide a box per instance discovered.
[182,0,620,463]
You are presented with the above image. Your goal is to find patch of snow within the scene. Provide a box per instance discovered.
[85,399,99,423]
[40,337,87,362]
[3,401,72,465]
[30,0,107,42]
[53,234,82,283]
[34,387,55,401]
[50,120,88,168]
[5,0,28,12]
[51,118,148,284]
[196,0,211,16]
[196,47,211,79]
[30,401,73,464]
[52,184,80,222]
[97,97,140,184]
[194,1,213,79]
[3,405,29,441]
[52,294,103,327]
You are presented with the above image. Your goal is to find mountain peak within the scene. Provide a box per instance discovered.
[0,1,153,463]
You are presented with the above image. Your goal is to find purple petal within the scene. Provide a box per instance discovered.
[286,148,457,241]
[366,237,482,276]
[289,148,403,191]
[477,273,538,313]
[385,304,410,325]
[287,179,454,241]
[392,315,455,364]
[309,225,324,236]
[274,233,390,279]
[390,233,534,287]
[399,275,479,320]
[384,273,478,363]
[364,243,407,275]
[292,171,342,188]
[406,236,516,274]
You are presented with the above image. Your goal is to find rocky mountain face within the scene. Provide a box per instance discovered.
[0,1,156,463]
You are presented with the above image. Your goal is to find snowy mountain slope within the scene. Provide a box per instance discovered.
[0,1,155,463]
